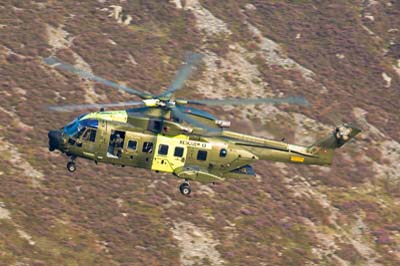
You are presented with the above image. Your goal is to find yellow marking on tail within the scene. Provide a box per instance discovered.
[291,156,304,163]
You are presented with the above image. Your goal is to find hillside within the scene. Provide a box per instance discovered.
[0,0,399,265]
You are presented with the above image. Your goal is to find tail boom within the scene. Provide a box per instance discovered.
[240,124,361,166]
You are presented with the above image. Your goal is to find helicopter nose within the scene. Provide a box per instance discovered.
[48,130,62,151]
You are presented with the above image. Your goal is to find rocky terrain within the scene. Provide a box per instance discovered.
[0,0,399,265]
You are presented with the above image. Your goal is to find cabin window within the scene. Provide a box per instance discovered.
[128,140,137,150]
[197,150,208,161]
[107,131,125,158]
[219,148,227,157]
[158,144,169,155]
[142,142,153,153]
[82,128,97,142]
[174,147,184,157]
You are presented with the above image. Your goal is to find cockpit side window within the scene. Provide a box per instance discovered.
[63,117,98,137]
[75,127,86,139]
[82,128,97,142]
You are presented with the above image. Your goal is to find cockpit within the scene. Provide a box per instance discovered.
[63,114,99,138]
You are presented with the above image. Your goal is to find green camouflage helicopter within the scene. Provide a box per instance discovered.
[45,54,360,196]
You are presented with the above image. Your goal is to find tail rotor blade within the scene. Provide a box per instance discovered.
[44,57,152,99]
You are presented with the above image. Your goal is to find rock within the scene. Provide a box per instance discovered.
[364,14,375,22]
[365,0,378,7]
[0,202,11,220]
[109,5,133,25]
[240,208,252,215]
[362,25,375,35]
[393,59,400,76]
[109,5,123,20]
[172,221,225,266]
[108,39,117,45]
[246,22,315,81]
[336,53,345,59]
[184,0,232,36]
[127,53,138,65]
[17,229,36,246]
[170,0,183,9]
[0,137,44,188]
[245,3,257,11]
[123,15,132,25]
[382,72,392,88]
[46,24,70,51]
[14,87,27,95]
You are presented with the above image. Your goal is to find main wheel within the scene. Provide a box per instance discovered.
[67,162,76,172]
[179,183,191,196]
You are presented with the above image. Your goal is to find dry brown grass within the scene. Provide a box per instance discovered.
[0,0,399,265]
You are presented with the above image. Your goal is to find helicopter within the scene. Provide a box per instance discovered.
[45,53,361,196]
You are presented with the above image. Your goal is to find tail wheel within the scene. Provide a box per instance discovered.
[67,162,76,172]
[179,183,191,196]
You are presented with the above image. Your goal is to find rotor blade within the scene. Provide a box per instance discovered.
[170,106,221,136]
[184,96,310,106]
[48,101,143,112]
[158,53,204,98]
[44,57,152,99]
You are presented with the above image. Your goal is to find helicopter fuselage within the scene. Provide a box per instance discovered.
[45,55,361,195]
[48,110,361,187]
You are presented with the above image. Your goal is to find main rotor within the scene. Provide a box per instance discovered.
[44,53,309,134]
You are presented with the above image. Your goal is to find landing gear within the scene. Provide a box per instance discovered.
[67,156,76,172]
[179,180,191,196]
[67,161,76,172]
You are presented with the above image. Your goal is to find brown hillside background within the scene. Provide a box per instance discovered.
[0,0,399,265]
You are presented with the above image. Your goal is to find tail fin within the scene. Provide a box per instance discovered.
[307,124,361,164]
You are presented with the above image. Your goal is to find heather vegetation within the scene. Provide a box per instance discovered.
[0,0,399,265]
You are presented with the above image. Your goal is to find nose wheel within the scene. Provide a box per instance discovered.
[67,157,77,172]
[179,180,191,196]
